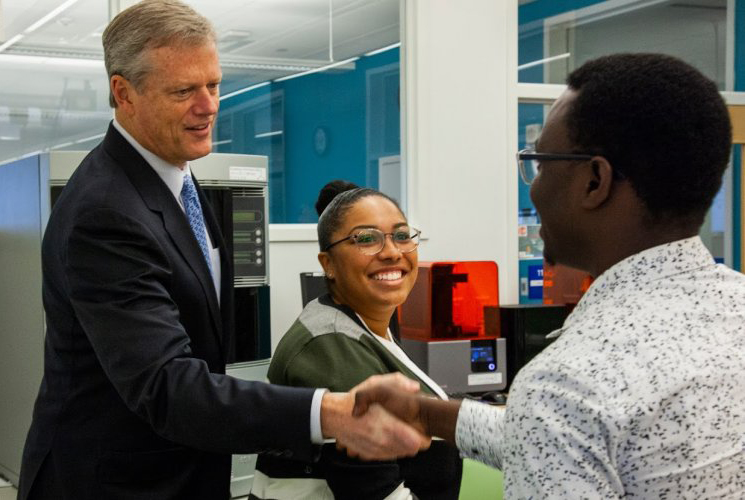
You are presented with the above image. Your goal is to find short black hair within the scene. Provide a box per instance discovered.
[316,183,403,251]
[566,53,732,226]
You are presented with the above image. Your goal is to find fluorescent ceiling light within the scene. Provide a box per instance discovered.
[0,54,104,68]
[274,56,359,83]
[220,55,361,102]
[254,131,283,139]
[219,81,270,101]
[364,42,401,57]
[0,34,25,53]
[24,0,81,34]
[220,61,312,72]
[518,52,571,71]
[0,0,81,54]
[212,139,232,146]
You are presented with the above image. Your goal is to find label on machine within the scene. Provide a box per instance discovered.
[229,166,267,182]
[468,372,503,386]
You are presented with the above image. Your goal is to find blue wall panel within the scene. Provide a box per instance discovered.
[219,49,400,223]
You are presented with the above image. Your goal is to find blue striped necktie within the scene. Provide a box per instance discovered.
[181,172,213,274]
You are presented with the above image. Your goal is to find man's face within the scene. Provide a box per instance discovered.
[121,42,221,166]
[529,89,587,268]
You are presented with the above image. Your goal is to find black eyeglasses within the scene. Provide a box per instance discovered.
[517,148,625,185]
[517,149,594,185]
[324,227,421,255]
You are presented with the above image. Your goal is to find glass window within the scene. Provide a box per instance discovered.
[0,0,111,161]
[211,0,401,223]
[519,0,729,88]
[517,0,745,303]
[0,0,401,224]
[517,103,549,304]
[216,47,400,223]
[516,101,736,303]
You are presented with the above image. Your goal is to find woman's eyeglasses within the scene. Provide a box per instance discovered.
[324,227,421,255]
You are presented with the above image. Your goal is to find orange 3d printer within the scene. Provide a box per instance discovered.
[398,261,506,395]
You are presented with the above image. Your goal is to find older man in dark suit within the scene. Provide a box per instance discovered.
[17,1,425,499]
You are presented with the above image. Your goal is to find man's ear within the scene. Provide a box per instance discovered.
[318,252,334,279]
[582,156,614,210]
[111,75,135,113]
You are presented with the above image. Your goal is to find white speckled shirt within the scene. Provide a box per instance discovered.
[455,236,745,499]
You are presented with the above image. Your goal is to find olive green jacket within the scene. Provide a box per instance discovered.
[251,295,462,500]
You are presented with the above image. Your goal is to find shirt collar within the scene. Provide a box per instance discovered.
[571,235,715,318]
[112,118,191,205]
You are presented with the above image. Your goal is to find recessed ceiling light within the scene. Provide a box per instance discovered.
[218,30,254,52]
[0,54,104,68]
[0,0,81,54]
[25,0,80,34]
[273,57,359,83]
[221,29,253,40]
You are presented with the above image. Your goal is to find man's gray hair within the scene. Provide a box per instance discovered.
[102,0,217,108]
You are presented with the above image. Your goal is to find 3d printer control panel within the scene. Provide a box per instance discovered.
[470,338,497,373]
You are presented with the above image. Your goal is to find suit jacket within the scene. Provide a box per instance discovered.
[18,123,316,500]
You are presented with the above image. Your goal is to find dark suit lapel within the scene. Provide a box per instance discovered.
[193,176,234,362]
[159,188,224,338]
[101,124,224,347]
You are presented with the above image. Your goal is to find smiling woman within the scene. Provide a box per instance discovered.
[250,182,462,500]
[318,193,418,331]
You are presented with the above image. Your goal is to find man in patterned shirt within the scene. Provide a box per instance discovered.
[353,53,745,498]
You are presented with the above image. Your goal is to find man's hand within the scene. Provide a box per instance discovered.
[320,391,430,461]
[352,383,426,433]
[353,383,463,445]
[320,373,428,460]
[350,372,421,397]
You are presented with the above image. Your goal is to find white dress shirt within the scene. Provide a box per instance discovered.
[112,119,327,445]
[455,236,745,498]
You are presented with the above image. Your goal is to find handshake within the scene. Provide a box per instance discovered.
[320,373,462,460]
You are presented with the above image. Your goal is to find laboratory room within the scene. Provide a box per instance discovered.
[1,0,745,498]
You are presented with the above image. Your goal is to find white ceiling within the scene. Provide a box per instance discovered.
[1,0,399,61]
[0,0,400,162]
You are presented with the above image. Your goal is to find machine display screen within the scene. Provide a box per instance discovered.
[234,210,261,223]
[471,339,496,372]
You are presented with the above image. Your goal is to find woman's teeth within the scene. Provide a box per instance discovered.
[373,270,402,281]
